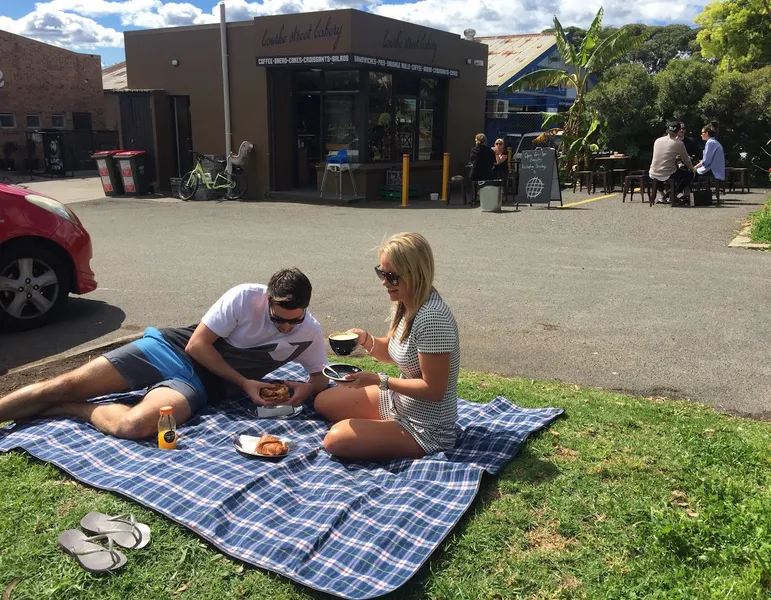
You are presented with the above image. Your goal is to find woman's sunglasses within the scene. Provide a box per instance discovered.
[374,265,401,286]
[268,304,306,325]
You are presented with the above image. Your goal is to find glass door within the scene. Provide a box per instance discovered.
[294,93,321,188]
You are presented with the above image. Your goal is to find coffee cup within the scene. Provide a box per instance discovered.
[328,332,359,356]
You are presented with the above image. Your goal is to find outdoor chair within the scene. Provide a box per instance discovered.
[648,177,677,207]
[319,149,357,199]
[448,175,468,206]
[504,171,519,203]
[730,168,750,193]
[611,168,628,192]
[593,170,611,193]
[572,170,594,193]
[622,172,649,202]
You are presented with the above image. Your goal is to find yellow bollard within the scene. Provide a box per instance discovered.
[507,146,512,172]
[441,152,450,202]
[401,153,409,207]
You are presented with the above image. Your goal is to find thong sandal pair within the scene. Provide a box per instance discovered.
[58,513,152,573]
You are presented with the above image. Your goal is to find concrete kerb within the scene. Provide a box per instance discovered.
[7,333,141,376]
[728,223,771,250]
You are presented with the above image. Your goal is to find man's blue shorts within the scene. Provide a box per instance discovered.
[103,327,208,413]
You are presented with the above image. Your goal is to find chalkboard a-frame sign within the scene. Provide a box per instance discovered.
[516,147,563,209]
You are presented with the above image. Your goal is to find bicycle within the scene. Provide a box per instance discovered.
[179,142,252,200]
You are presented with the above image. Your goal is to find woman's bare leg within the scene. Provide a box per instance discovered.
[314,385,380,422]
[323,418,425,461]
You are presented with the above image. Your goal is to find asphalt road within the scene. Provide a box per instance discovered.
[2,189,769,417]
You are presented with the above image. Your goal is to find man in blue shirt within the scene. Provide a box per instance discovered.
[695,124,725,181]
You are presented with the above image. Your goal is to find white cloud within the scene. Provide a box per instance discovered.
[0,0,708,54]
[0,9,124,49]
[372,0,707,37]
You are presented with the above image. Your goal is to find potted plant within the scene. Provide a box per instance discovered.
[1,141,20,171]
[23,138,39,171]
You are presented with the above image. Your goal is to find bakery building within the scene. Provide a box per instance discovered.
[121,9,488,200]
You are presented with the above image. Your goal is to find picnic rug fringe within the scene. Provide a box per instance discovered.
[0,363,563,599]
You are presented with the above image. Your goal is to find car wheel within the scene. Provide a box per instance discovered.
[0,243,70,332]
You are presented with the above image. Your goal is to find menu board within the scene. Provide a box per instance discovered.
[516,147,562,208]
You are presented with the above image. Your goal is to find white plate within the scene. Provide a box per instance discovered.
[234,434,293,458]
[251,405,303,419]
[322,363,362,383]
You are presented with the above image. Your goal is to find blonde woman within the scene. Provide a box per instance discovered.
[493,138,508,177]
[315,232,460,461]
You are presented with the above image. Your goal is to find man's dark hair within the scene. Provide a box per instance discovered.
[267,268,312,309]
[703,124,716,137]
[667,120,682,134]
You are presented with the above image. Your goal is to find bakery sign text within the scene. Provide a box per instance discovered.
[261,17,343,51]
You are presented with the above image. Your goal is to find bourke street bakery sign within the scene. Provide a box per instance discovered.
[260,16,345,51]
[257,19,458,77]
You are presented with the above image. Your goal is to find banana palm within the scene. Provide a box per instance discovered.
[505,8,649,169]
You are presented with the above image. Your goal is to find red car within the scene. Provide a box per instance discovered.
[0,183,96,331]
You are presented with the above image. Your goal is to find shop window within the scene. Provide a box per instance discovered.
[51,114,66,129]
[325,70,359,92]
[368,72,393,162]
[294,70,320,92]
[418,78,437,161]
[394,74,419,97]
[324,95,359,161]
[26,114,42,129]
[0,113,16,129]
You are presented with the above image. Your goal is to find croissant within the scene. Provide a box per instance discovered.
[256,434,288,456]
[260,384,290,402]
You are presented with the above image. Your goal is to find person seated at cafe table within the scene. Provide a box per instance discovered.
[0,269,329,439]
[468,133,495,201]
[694,124,725,183]
[492,138,509,178]
[315,232,460,462]
[649,121,696,204]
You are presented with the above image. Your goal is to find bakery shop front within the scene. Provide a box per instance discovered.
[123,9,487,201]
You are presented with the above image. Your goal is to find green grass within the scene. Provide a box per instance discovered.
[2,357,771,599]
[749,197,771,244]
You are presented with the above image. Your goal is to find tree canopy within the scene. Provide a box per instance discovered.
[695,0,771,71]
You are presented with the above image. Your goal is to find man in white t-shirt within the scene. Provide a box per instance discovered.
[0,268,329,440]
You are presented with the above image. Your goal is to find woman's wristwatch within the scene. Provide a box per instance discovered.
[378,372,389,390]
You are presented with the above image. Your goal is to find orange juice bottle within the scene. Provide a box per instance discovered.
[158,406,177,449]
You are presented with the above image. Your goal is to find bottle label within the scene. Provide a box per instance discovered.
[163,430,177,444]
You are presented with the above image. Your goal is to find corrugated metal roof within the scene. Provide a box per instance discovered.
[479,34,557,89]
[102,61,127,90]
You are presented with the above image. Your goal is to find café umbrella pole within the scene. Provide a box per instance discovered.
[220,2,232,170]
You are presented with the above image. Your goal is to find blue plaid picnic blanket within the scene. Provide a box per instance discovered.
[0,363,562,599]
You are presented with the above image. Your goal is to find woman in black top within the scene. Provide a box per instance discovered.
[469,133,495,182]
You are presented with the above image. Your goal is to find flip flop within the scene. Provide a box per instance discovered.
[58,530,127,573]
[80,512,151,549]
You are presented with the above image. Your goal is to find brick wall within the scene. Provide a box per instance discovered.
[0,30,106,165]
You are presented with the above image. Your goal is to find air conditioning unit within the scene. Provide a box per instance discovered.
[485,99,509,119]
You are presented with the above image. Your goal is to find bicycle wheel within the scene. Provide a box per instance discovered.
[224,169,248,200]
[178,171,199,201]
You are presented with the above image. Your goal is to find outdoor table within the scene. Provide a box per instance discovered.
[592,154,630,191]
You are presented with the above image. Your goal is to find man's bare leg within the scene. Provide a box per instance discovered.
[0,357,129,422]
[42,386,193,440]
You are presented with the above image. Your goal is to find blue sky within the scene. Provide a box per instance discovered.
[1,0,707,68]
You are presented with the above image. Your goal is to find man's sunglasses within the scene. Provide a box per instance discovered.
[269,304,306,325]
[374,265,401,286]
